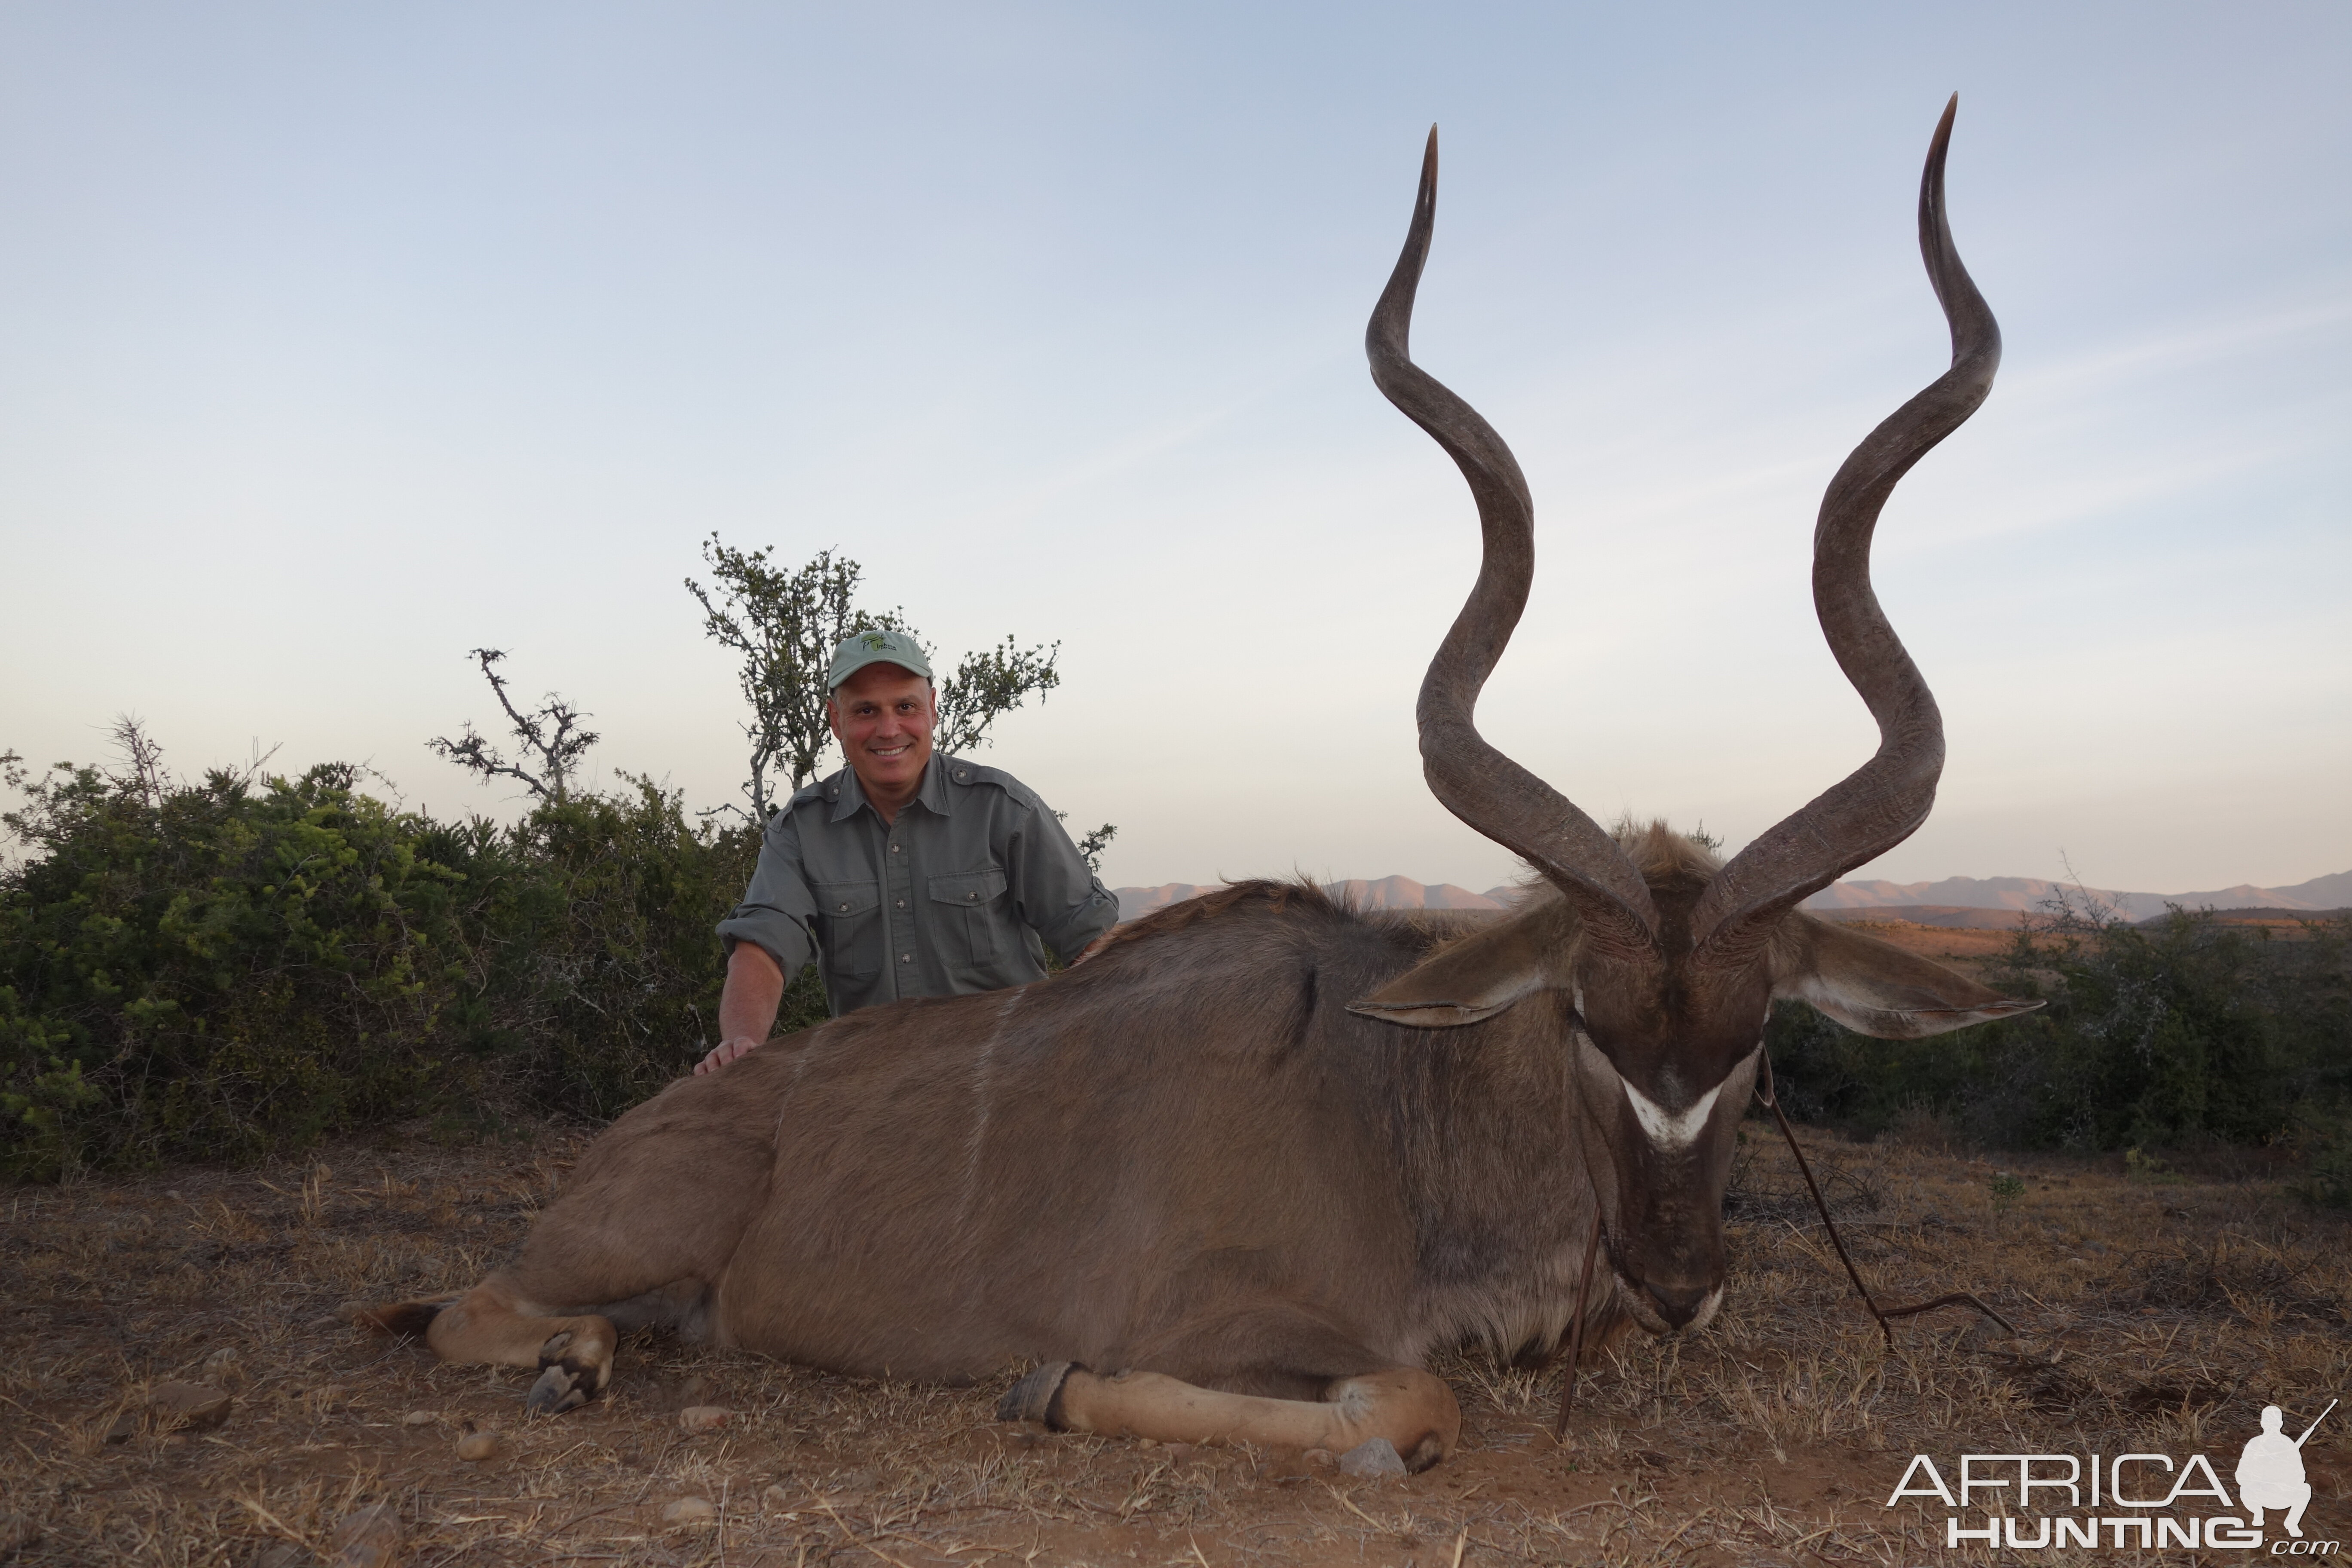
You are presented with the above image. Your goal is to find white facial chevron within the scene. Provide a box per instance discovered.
[1569,997,1759,1155]
[1620,1077,1723,1153]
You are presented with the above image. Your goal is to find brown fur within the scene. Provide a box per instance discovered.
[363,847,2024,1467]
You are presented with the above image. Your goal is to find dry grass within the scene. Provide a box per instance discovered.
[2,1121,2346,1565]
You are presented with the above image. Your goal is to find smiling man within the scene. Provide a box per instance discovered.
[695,629,1118,1075]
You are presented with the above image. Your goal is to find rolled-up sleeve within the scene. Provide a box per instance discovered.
[1009,804,1119,964]
[716,809,819,975]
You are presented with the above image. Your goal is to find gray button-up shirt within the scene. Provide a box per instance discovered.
[717,754,1119,1017]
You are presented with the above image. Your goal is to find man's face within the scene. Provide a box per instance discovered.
[827,663,937,796]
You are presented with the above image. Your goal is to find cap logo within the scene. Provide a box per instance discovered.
[860,632,893,651]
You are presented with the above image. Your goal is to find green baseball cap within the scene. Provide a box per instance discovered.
[825,628,934,690]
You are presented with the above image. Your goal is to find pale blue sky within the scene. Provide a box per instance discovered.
[3,3,2346,894]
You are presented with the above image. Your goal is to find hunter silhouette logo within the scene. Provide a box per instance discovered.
[2242,1400,2334,1539]
[1886,1398,2338,1552]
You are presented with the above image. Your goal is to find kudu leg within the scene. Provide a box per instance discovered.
[356,1272,627,1415]
[1001,1363,1460,1472]
[356,1059,784,1410]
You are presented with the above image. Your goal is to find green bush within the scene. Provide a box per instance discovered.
[0,756,824,1180]
[2291,1111,2352,1209]
[0,761,469,1178]
[449,775,808,1120]
[1768,905,2352,1156]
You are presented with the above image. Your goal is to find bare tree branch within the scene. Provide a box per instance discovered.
[426,648,599,804]
[105,715,172,812]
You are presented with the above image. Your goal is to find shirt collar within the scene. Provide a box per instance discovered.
[826,756,953,824]
[914,753,955,816]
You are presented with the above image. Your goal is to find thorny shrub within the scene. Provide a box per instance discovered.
[0,752,827,1180]
[1768,893,2351,1168]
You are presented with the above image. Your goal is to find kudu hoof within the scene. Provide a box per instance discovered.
[524,1331,603,1416]
[1338,1437,1408,1478]
[995,1361,1081,1428]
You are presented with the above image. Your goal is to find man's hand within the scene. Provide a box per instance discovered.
[700,943,787,1076]
[695,1036,762,1076]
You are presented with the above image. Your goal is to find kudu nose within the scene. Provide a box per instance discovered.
[1644,1281,1710,1330]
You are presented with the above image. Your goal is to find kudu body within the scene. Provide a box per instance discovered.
[361,101,2034,1471]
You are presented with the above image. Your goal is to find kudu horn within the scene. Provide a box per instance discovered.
[1366,126,1660,960]
[1692,95,2002,968]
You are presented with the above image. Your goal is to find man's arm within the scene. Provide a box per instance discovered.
[695,942,786,1075]
[1010,801,1121,965]
[703,805,821,1073]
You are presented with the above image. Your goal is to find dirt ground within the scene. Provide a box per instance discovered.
[3,1119,2346,1567]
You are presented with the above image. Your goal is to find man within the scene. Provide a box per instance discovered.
[695,628,1118,1075]
[2236,1403,2318,1537]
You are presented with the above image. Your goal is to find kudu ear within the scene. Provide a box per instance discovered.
[1775,915,2042,1039]
[1348,907,1565,1029]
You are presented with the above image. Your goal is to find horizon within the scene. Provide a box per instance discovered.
[1103,865,2352,903]
[4,5,2346,897]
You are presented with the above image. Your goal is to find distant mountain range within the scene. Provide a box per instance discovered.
[1111,870,2352,925]
[1804,871,2352,922]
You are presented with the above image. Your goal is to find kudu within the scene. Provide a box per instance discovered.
[360,99,2035,1473]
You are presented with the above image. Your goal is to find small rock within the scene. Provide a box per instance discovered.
[103,1409,141,1444]
[677,1405,731,1434]
[204,1347,240,1375]
[1303,1447,1338,1469]
[1337,1437,1407,1479]
[329,1503,403,1568]
[455,1430,502,1462]
[660,1497,717,1526]
[400,1410,434,1427]
[150,1381,233,1431]
[760,1483,794,1512]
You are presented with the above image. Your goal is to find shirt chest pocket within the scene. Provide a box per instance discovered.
[928,867,1009,970]
[812,879,882,978]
